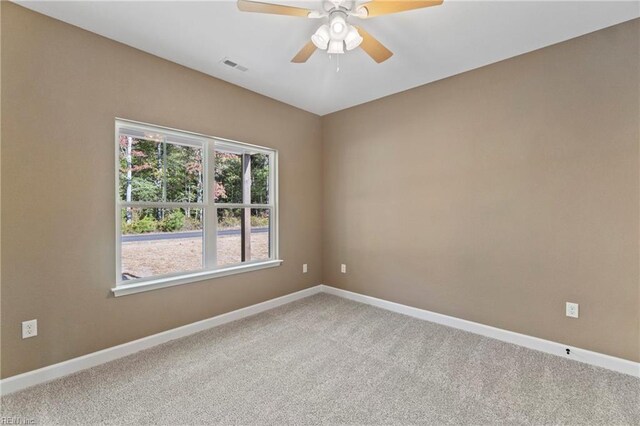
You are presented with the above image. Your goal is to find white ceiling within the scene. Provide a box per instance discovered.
[16,0,640,115]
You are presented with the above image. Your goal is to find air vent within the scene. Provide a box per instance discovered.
[221,57,248,72]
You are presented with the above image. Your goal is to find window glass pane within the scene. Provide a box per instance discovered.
[251,153,270,204]
[214,151,242,203]
[118,136,163,202]
[165,143,204,203]
[120,208,203,280]
[119,127,203,204]
[250,208,270,261]
[217,208,242,267]
[117,122,277,287]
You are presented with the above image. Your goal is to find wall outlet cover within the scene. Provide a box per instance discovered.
[22,319,38,339]
[566,302,579,318]
[341,264,347,274]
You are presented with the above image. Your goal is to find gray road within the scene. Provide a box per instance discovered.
[122,227,268,242]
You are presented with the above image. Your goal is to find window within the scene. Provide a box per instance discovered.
[115,119,279,296]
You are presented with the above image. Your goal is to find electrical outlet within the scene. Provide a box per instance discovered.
[22,319,38,339]
[302,264,308,273]
[341,264,347,274]
[566,302,579,318]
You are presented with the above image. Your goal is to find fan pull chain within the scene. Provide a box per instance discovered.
[336,54,340,73]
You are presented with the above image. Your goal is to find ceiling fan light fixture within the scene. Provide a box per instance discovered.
[344,25,363,51]
[311,24,330,49]
[238,0,445,65]
[329,14,348,40]
[327,39,344,55]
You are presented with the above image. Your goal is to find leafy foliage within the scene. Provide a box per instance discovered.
[129,215,157,234]
[251,154,269,204]
[159,210,185,232]
[214,152,241,203]
[120,136,269,234]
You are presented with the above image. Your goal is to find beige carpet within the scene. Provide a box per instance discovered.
[1,293,639,425]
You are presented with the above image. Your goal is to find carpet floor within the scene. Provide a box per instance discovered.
[1,293,639,425]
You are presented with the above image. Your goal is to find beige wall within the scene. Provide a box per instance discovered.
[2,2,639,379]
[322,19,640,362]
[0,0,3,377]
[0,3,323,378]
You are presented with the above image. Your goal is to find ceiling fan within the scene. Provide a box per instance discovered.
[237,0,443,64]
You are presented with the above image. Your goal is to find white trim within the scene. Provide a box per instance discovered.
[319,285,640,378]
[271,151,279,259]
[117,119,211,147]
[204,139,216,270]
[120,202,207,209]
[213,203,272,209]
[114,118,279,289]
[3,284,637,397]
[114,121,121,288]
[112,260,284,297]
[215,139,274,156]
[0,285,323,396]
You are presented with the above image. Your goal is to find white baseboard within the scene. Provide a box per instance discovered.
[320,285,640,378]
[0,285,323,396]
[2,283,637,396]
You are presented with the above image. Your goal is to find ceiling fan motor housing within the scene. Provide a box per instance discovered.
[323,0,354,13]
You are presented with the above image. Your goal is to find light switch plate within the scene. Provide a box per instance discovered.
[303,264,308,273]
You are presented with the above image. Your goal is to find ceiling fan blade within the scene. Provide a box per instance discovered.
[356,26,393,63]
[359,0,443,18]
[237,0,313,17]
[291,40,317,63]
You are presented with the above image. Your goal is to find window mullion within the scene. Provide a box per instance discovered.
[162,138,168,203]
[269,152,277,260]
[212,203,271,209]
[241,152,252,262]
[120,202,206,209]
[204,140,217,269]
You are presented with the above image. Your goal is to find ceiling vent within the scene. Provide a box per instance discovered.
[221,58,248,72]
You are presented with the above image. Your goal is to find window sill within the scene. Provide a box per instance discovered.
[111,260,284,297]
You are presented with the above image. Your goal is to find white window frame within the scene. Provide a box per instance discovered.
[113,118,281,297]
